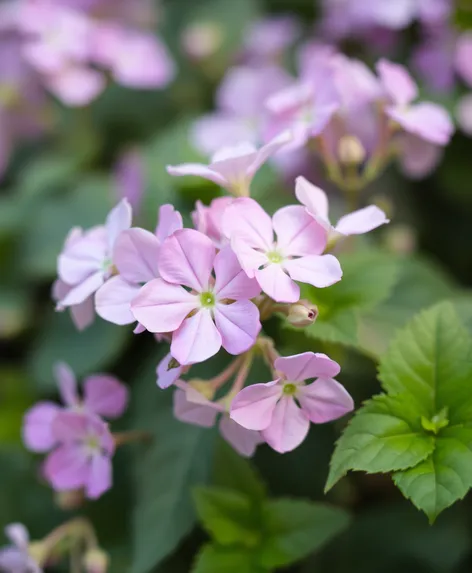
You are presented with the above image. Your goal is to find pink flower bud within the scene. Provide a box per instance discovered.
[84,548,109,573]
[337,135,366,165]
[287,300,319,327]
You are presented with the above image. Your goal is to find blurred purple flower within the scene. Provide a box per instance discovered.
[114,149,145,211]
[242,15,300,63]
[0,524,41,573]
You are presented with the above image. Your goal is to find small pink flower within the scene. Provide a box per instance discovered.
[95,204,182,326]
[43,412,115,499]
[156,353,184,390]
[230,352,354,453]
[174,387,263,458]
[376,58,454,145]
[114,149,145,211]
[167,132,291,195]
[56,199,132,311]
[0,524,41,573]
[223,198,342,303]
[192,197,233,248]
[131,230,261,365]
[45,64,106,107]
[295,176,389,236]
[243,16,300,62]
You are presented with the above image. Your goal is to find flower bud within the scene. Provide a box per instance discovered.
[83,548,109,573]
[337,135,366,165]
[287,300,318,327]
[54,489,85,510]
[189,379,216,400]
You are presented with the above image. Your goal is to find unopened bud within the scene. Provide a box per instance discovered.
[188,379,216,400]
[54,489,85,510]
[337,135,366,165]
[84,548,109,573]
[287,300,318,327]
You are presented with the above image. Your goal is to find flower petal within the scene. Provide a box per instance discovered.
[284,254,342,288]
[335,205,389,236]
[246,130,292,177]
[131,278,198,333]
[297,378,354,423]
[156,353,183,389]
[223,197,273,249]
[214,300,261,355]
[273,205,327,256]
[113,228,161,283]
[5,523,29,549]
[159,229,215,291]
[50,411,89,442]
[377,58,418,106]
[58,271,105,307]
[262,396,310,453]
[274,352,341,382]
[57,229,107,285]
[230,380,282,431]
[166,163,227,187]
[256,264,300,303]
[213,246,261,299]
[171,310,222,365]
[83,375,128,419]
[95,276,141,325]
[173,389,219,427]
[294,176,330,221]
[54,361,78,407]
[44,444,89,491]
[106,198,132,250]
[86,454,112,499]
[230,236,269,279]
[387,102,454,145]
[70,295,95,331]
[22,402,61,453]
[155,204,183,243]
[219,416,263,458]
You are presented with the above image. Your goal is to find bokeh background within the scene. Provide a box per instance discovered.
[2,0,472,571]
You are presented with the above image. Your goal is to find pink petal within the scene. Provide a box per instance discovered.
[131,278,198,333]
[256,264,300,303]
[209,142,258,185]
[158,229,215,291]
[294,176,330,221]
[5,523,29,549]
[58,230,107,285]
[273,205,327,256]
[222,198,273,250]
[46,65,106,106]
[456,32,472,88]
[262,396,310,453]
[83,375,128,419]
[297,378,354,423]
[113,228,160,283]
[54,361,78,407]
[156,353,183,389]
[335,205,389,235]
[230,380,282,431]
[22,402,61,453]
[70,295,95,331]
[376,59,418,106]
[398,133,443,179]
[0,548,30,571]
[214,301,261,355]
[219,416,263,458]
[86,454,112,499]
[106,199,132,251]
[166,163,227,187]
[230,236,269,279]
[191,114,258,156]
[51,411,89,442]
[274,352,341,382]
[192,197,233,247]
[246,131,292,178]
[213,246,261,300]
[44,444,89,491]
[59,271,105,307]
[155,204,183,243]
[173,389,218,427]
[171,310,222,365]
[284,254,342,288]
[387,102,454,145]
[95,276,140,325]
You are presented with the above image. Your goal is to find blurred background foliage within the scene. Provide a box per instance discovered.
[2,0,472,572]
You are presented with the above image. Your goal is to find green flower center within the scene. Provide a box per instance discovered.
[85,436,100,451]
[200,291,216,308]
[283,383,298,395]
[267,250,284,264]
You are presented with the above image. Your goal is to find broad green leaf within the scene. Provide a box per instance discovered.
[393,426,472,523]
[326,395,435,491]
[193,486,258,546]
[130,360,215,573]
[258,499,350,568]
[192,544,265,573]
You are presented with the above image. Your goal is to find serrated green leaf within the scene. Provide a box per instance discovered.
[258,499,350,568]
[326,395,435,491]
[393,426,472,523]
[191,544,266,573]
[193,486,258,546]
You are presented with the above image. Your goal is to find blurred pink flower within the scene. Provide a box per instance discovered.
[114,149,145,211]
[0,524,41,573]
[230,352,353,453]
[243,15,300,62]
[455,32,472,88]
[397,133,443,179]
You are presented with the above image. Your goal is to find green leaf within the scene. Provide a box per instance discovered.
[130,360,215,573]
[393,427,472,523]
[326,394,435,491]
[258,499,350,568]
[193,486,258,546]
[192,544,266,573]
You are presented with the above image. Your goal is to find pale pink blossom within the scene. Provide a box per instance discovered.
[0,524,41,573]
[230,352,354,453]
[243,15,300,62]
[397,133,443,179]
[131,231,261,365]
[156,353,184,389]
[45,64,105,107]
[191,197,233,248]
[223,198,342,303]
[295,176,389,236]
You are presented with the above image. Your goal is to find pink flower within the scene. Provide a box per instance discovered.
[396,133,443,179]
[191,197,233,248]
[230,352,354,453]
[95,204,182,326]
[114,148,144,211]
[45,64,105,107]
[295,176,389,236]
[174,387,263,457]
[223,198,342,303]
[131,230,261,365]
[56,199,132,311]
[0,524,41,573]
[156,353,184,390]
[43,412,115,499]
[167,132,291,196]
[23,362,128,453]
[455,32,472,88]
[376,58,454,145]
[243,16,300,62]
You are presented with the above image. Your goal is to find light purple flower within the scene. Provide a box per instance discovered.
[295,176,389,236]
[23,362,128,453]
[223,198,342,303]
[243,15,300,62]
[174,387,263,458]
[95,204,182,326]
[230,352,354,453]
[56,199,132,311]
[456,32,472,88]
[114,148,144,211]
[45,64,106,107]
[131,230,261,365]
[0,524,42,573]
[191,197,233,248]
[167,132,291,196]
[43,412,115,499]
[377,58,454,145]
[397,133,443,179]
